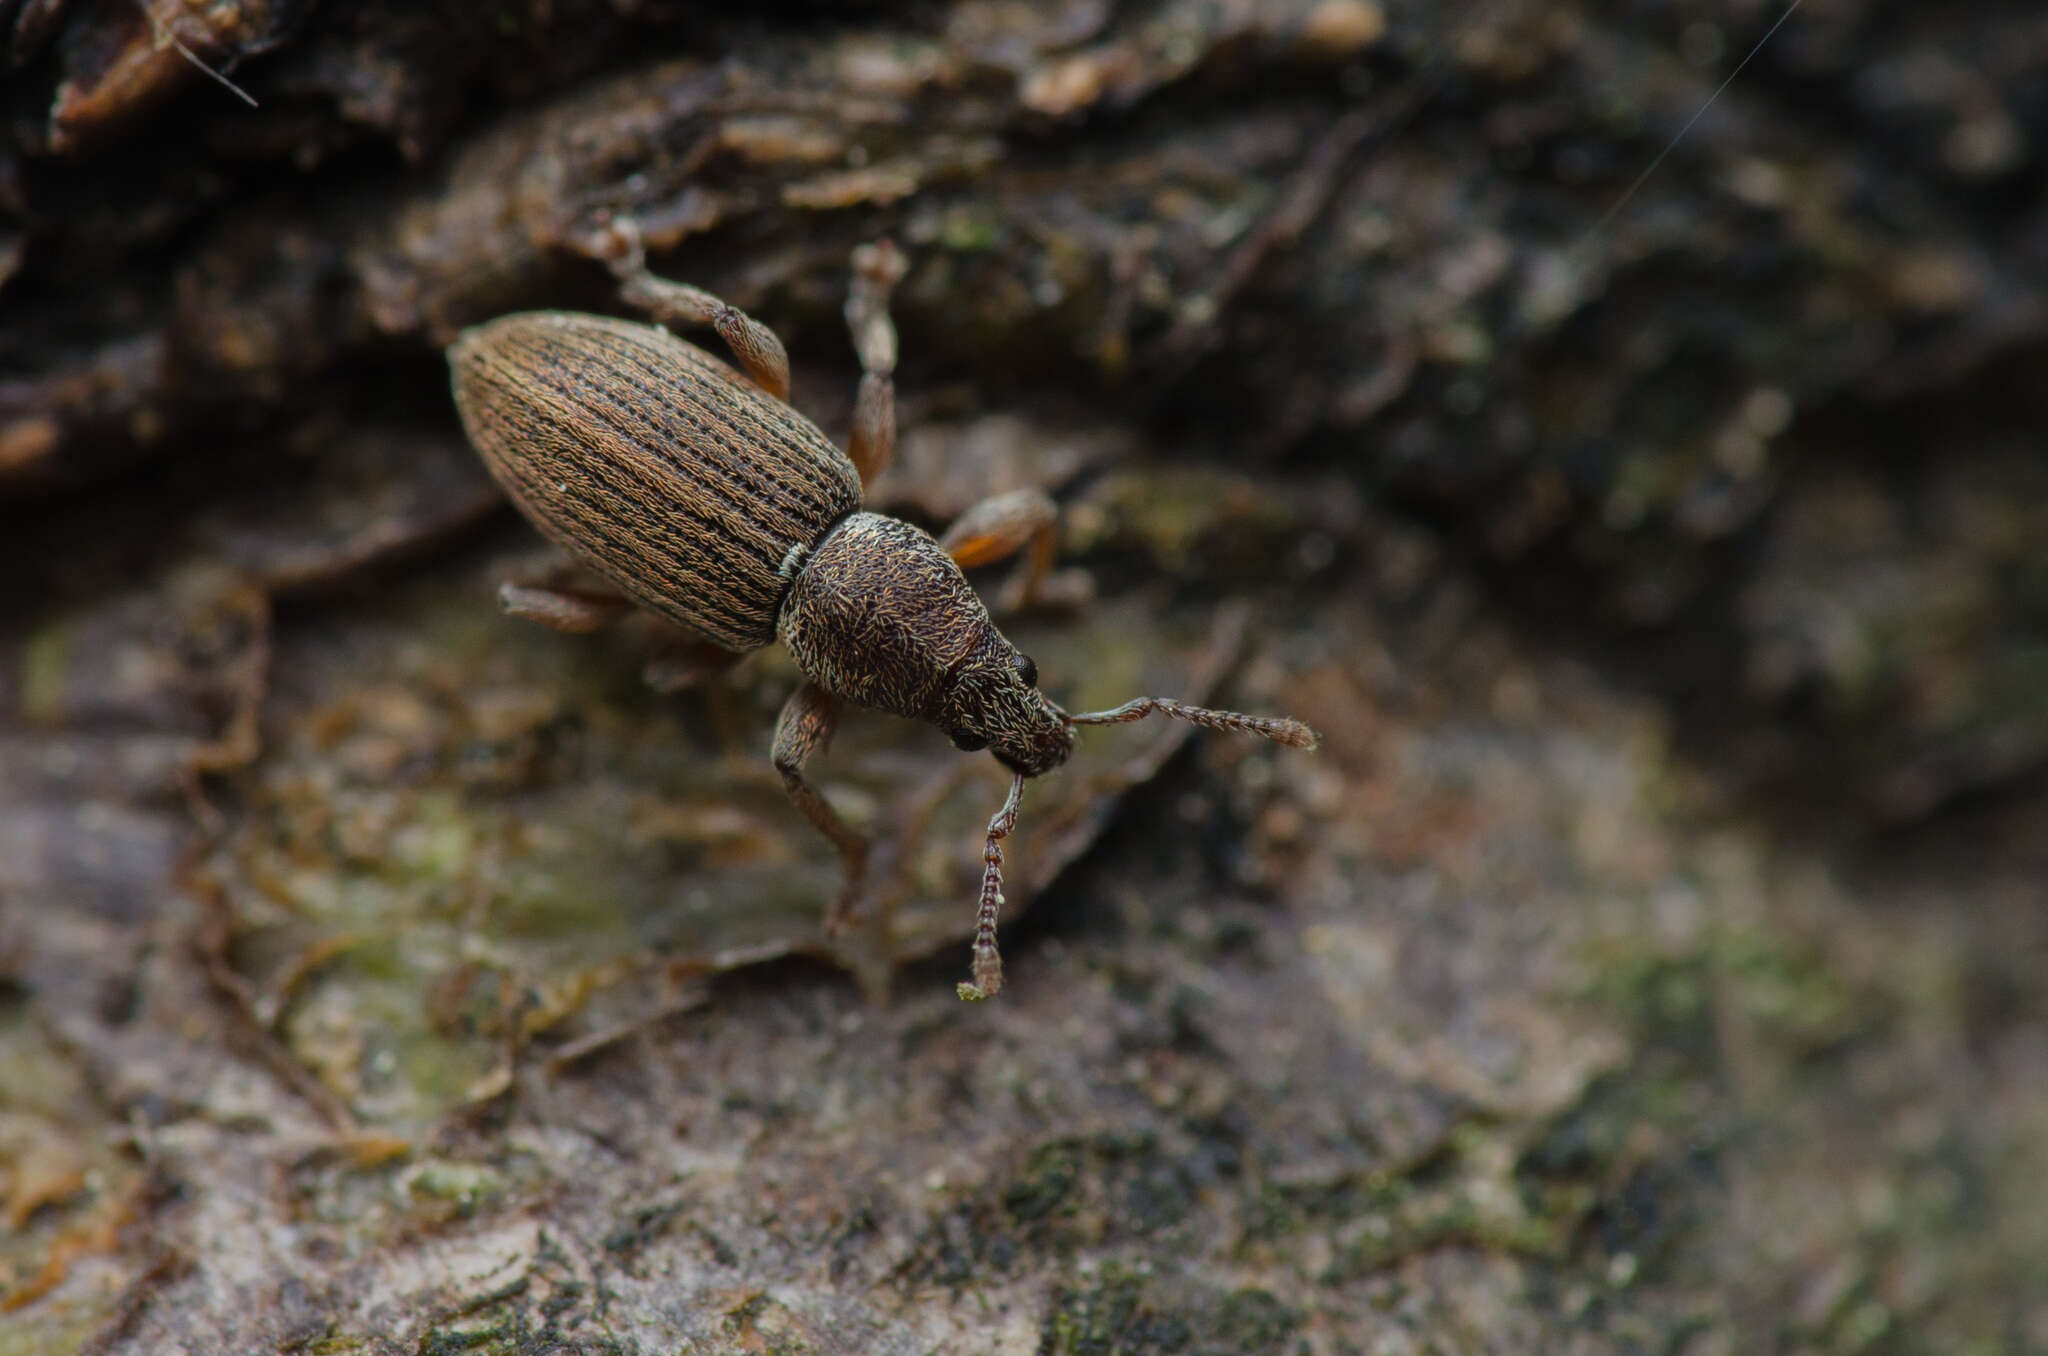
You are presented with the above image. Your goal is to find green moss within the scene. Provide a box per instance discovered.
[1580,916,1872,1071]
[1041,1267,1191,1356]
[1520,1073,1641,1184]
[0,1316,103,1356]
[491,865,628,948]
[601,1200,690,1255]
[1715,925,1861,1056]
[407,1277,574,1356]
[1005,1141,1083,1224]
[402,1158,519,1226]
[417,1324,510,1355]
[1083,469,1301,577]
[1040,1271,1301,1356]
[1207,1289,1300,1352]
[937,204,1002,252]
[1295,1120,1604,1283]
[0,1008,88,1121]
[380,791,480,888]
[1003,1132,1191,1244]
[15,621,68,724]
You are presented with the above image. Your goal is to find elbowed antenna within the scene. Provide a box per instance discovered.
[955,694,1317,1001]
[957,772,1027,1002]
[1064,696,1319,750]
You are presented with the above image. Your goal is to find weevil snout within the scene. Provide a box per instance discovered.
[935,637,1076,777]
[952,660,1321,1001]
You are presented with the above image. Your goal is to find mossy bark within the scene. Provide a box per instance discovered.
[3,3,2044,1351]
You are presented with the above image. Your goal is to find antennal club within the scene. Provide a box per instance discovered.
[957,773,1027,1002]
[1065,696,1319,750]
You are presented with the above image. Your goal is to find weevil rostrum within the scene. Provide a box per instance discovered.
[447,216,1318,1000]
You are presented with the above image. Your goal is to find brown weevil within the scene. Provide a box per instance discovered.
[447,217,1318,999]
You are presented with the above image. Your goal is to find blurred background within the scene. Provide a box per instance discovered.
[2,1,2044,1350]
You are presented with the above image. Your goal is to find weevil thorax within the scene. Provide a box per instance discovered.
[778,512,1075,776]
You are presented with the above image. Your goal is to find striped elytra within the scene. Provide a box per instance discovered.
[449,311,862,652]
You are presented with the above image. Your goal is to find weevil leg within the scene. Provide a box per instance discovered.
[588,214,792,401]
[641,636,742,694]
[771,682,871,934]
[936,488,1067,612]
[845,239,908,487]
[499,581,635,634]
[502,577,742,693]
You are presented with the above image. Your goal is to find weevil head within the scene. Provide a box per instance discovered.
[778,512,1075,775]
[934,632,1076,777]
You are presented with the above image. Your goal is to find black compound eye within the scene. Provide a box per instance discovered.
[1014,654,1039,688]
[950,730,989,752]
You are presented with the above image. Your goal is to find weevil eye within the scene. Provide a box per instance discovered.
[1014,654,1038,688]
[950,730,989,752]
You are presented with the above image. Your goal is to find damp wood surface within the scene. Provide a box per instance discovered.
[2,2,2046,1352]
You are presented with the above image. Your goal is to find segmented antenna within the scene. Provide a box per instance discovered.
[957,773,1027,1002]
[1066,697,1320,750]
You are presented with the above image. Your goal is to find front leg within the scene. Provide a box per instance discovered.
[771,682,870,935]
[936,488,1067,612]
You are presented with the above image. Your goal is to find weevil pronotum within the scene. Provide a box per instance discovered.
[448,216,1318,999]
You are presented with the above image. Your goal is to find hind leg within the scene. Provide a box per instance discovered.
[500,577,738,692]
[588,213,792,401]
[498,581,634,634]
[843,240,909,487]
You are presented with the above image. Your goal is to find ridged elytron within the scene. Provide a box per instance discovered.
[449,216,1317,999]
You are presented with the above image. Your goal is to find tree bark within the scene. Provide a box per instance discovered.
[3,3,2044,1351]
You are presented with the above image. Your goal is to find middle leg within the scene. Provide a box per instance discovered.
[936,488,1066,612]
[771,681,870,935]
